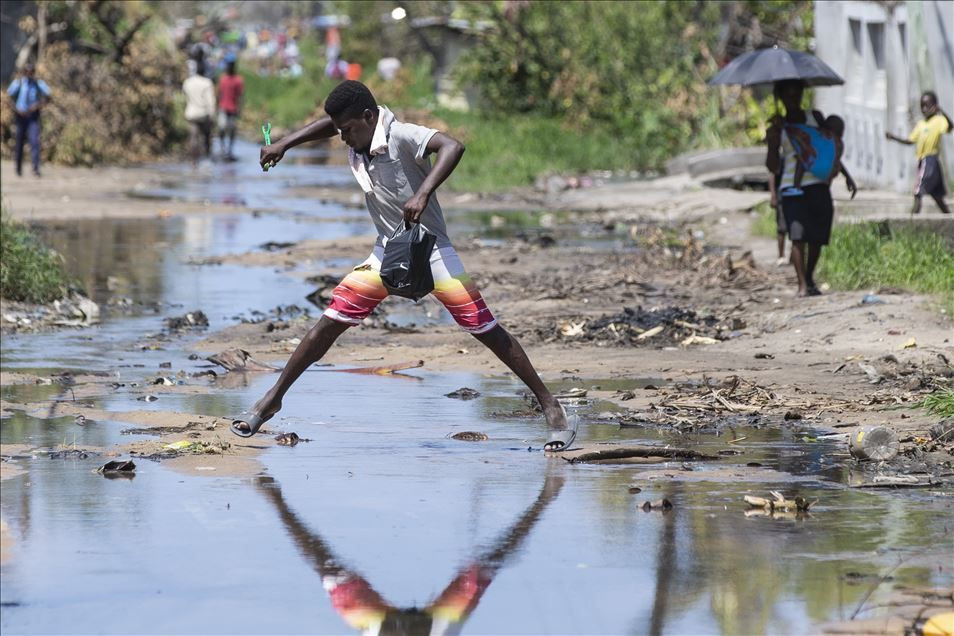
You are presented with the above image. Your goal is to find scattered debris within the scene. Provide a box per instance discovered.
[97,460,136,475]
[337,360,424,375]
[743,491,814,512]
[848,426,900,462]
[275,432,300,446]
[562,444,715,464]
[754,353,774,359]
[259,241,296,252]
[548,306,725,347]
[450,431,489,441]
[446,387,481,400]
[49,448,93,459]
[555,387,588,399]
[642,498,673,511]
[206,349,278,372]
[165,310,209,331]
[628,486,642,494]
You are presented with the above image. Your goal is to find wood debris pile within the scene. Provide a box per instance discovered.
[543,305,733,347]
[631,375,857,430]
[674,250,773,292]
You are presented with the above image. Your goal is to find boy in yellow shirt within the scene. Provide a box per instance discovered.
[886,90,952,215]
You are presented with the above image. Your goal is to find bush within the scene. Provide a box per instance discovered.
[0,214,69,303]
[1,6,187,166]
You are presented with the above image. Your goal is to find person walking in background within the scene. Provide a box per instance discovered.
[182,60,216,166]
[6,63,51,177]
[217,53,244,161]
[886,90,952,215]
[766,79,856,297]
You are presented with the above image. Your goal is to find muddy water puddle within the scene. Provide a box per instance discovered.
[4,144,952,633]
[3,369,952,634]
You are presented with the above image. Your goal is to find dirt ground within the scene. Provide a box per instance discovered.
[2,157,952,475]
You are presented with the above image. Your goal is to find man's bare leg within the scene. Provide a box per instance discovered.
[472,325,568,438]
[930,194,951,214]
[234,316,351,433]
[790,240,809,296]
[911,195,922,215]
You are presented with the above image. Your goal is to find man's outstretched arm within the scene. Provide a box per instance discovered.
[260,116,338,169]
[403,132,465,224]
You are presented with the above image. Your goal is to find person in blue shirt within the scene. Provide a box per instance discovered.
[6,63,51,177]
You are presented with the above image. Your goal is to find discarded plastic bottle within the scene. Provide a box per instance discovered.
[848,425,899,461]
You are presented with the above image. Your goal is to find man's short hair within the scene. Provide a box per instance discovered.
[922,90,938,105]
[324,80,377,120]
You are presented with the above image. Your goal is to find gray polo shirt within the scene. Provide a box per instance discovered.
[360,113,453,248]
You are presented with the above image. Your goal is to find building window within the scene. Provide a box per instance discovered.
[850,19,863,55]
[868,22,885,70]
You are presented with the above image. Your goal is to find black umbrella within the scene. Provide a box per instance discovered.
[708,45,844,87]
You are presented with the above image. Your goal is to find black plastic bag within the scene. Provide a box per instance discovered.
[380,223,437,300]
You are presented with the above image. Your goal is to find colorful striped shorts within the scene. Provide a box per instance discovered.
[324,244,497,334]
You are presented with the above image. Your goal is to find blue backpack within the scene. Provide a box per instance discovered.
[784,122,842,181]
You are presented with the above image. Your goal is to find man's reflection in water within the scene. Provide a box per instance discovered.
[256,470,564,635]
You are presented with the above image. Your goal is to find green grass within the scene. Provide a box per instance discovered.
[919,390,954,418]
[0,214,70,303]
[751,200,778,238]
[241,54,643,192]
[817,222,954,314]
[437,110,640,192]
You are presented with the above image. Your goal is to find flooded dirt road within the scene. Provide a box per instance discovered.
[2,144,952,634]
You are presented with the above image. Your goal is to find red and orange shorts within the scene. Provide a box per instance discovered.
[324,244,497,334]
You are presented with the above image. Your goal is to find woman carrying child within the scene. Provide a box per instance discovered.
[765,79,857,297]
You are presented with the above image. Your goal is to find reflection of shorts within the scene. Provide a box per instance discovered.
[324,244,497,334]
[218,110,237,132]
[915,155,946,198]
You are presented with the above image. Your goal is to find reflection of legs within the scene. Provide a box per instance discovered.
[257,466,564,630]
[473,326,567,434]
[790,240,809,296]
[236,317,350,433]
[254,475,394,628]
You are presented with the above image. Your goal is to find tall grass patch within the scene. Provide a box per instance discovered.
[817,222,954,313]
[1,215,69,303]
[920,390,954,418]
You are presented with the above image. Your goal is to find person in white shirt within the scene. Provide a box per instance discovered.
[182,60,216,165]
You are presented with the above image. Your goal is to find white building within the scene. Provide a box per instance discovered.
[813,0,954,193]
